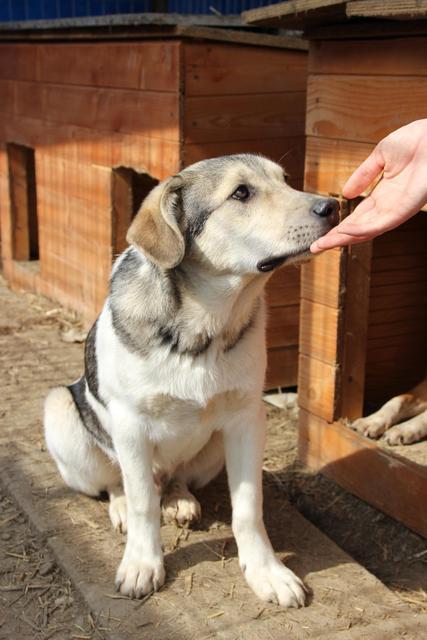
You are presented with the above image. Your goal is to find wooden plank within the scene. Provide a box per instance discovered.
[36,154,111,207]
[38,41,181,92]
[310,36,427,76]
[370,266,427,287]
[304,136,374,197]
[13,81,179,141]
[0,44,37,81]
[306,19,427,39]
[306,75,427,144]
[298,409,427,538]
[184,42,307,96]
[340,241,372,421]
[299,299,341,364]
[184,92,306,144]
[0,80,15,115]
[300,249,344,308]
[369,285,427,311]
[347,0,427,19]
[183,137,305,188]
[243,0,348,28]
[179,26,308,51]
[0,115,180,179]
[298,353,340,421]
[266,304,299,349]
[265,345,298,389]
[265,266,301,307]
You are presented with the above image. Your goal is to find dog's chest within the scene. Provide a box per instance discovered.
[144,391,246,470]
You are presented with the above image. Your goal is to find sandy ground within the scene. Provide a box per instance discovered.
[0,274,426,639]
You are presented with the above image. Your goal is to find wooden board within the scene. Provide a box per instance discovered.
[266,267,301,308]
[11,81,180,141]
[298,353,340,421]
[184,42,307,96]
[347,0,427,19]
[299,299,341,364]
[184,92,306,144]
[304,136,374,197]
[309,36,427,76]
[300,249,344,308]
[0,115,181,179]
[306,75,427,143]
[340,241,372,421]
[243,0,348,28]
[299,410,427,539]
[265,345,298,389]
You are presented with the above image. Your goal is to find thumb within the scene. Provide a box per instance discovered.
[343,148,384,199]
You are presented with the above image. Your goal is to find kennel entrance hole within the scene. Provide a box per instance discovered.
[7,143,39,264]
[111,167,159,256]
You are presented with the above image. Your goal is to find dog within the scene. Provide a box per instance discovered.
[44,154,339,608]
[352,378,427,445]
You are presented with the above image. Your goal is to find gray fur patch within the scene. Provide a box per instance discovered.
[68,377,113,451]
[84,320,103,405]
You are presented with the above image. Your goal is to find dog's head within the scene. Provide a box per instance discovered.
[127,154,339,274]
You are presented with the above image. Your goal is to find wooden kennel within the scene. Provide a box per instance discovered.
[245,0,427,537]
[0,17,308,388]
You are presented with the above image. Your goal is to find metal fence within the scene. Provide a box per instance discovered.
[0,0,281,21]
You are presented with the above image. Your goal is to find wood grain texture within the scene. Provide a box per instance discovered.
[298,353,340,421]
[38,41,181,92]
[304,136,374,196]
[0,45,37,81]
[306,75,427,143]
[310,36,427,76]
[266,266,301,308]
[299,298,341,364]
[266,304,299,349]
[0,114,180,178]
[243,0,347,28]
[184,42,307,96]
[347,0,427,19]
[298,409,427,539]
[265,345,298,390]
[340,241,372,421]
[184,92,306,144]
[300,249,344,308]
[11,81,179,140]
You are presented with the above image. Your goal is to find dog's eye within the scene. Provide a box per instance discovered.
[283,171,289,183]
[231,185,250,201]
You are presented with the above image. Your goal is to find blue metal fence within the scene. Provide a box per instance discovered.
[0,0,281,21]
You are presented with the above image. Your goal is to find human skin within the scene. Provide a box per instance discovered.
[310,119,427,253]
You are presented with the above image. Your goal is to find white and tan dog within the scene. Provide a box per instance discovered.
[44,154,338,607]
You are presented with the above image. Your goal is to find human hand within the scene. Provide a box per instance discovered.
[310,119,427,253]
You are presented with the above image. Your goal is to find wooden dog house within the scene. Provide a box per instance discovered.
[245,0,427,537]
[0,16,308,388]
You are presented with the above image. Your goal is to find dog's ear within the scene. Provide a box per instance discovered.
[126,176,185,269]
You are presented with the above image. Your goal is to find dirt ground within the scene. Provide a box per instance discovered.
[0,274,426,639]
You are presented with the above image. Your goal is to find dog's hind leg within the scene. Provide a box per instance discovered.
[162,431,224,526]
[44,386,126,531]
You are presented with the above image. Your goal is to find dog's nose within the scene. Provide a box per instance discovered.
[311,198,340,218]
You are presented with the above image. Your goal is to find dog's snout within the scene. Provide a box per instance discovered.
[311,198,340,219]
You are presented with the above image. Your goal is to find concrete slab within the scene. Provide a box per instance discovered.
[1,275,426,640]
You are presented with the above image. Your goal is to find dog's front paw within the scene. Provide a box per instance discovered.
[383,422,424,446]
[351,416,388,439]
[242,557,306,608]
[109,495,127,534]
[162,491,201,527]
[115,551,165,598]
